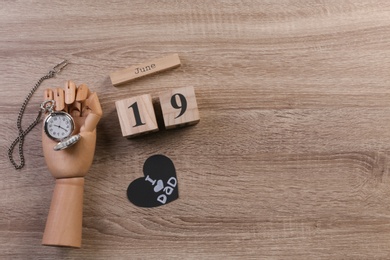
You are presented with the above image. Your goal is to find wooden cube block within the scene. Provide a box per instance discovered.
[115,94,159,137]
[158,86,200,129]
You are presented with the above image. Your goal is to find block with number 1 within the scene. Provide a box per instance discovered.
[115,94,158,137]
[158,86,200,129]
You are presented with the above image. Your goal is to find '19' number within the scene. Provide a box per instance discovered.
[128,93,188,128]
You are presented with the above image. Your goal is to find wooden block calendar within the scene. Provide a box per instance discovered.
[115,86,200,138]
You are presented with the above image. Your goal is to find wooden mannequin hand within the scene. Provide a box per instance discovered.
[41,81,102,247]
[42,81,102,179]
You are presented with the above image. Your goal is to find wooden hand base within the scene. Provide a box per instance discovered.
[42,177,84,248]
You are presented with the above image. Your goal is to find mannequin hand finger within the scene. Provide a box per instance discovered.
[65,80,76,105]
[75,84,90,116]
[68,102,81,117]
[81,92,102,132]
[85,92,102,117]
[54,88,65,111]
[76,84,90,102]
[44,89,54,101]
[43,89,54,115]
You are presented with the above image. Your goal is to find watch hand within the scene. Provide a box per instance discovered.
[55,124,67,131]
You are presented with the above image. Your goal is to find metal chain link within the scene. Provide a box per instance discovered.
[8,60,69,169]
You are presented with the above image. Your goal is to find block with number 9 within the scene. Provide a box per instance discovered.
[158,86,200,129]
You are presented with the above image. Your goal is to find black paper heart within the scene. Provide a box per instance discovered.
[127,154,179,207]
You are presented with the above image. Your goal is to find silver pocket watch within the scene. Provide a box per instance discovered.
[41,100,81,151]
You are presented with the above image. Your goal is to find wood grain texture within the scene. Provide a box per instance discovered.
[2,0,390,259]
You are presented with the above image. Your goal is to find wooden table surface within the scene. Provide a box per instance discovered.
[2,1,390,259]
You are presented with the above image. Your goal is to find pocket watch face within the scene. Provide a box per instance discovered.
[44,111,75,141]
